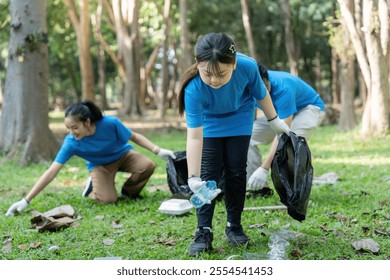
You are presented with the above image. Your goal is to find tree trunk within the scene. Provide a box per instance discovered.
[113,0,143,117]
[0,0,59,164]
[331,48,341,105]
[64,0,95,101]
[360,0,390,136]
[339,0,357,131]
[279,0,299,75]
[158,0,171,119]
[339,59,357,130]
[240,0,258,60]
[91,5,109,110]
[338,0,389,136]
[179,0,192,73]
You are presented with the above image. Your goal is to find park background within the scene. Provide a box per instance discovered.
[0,0,389,260]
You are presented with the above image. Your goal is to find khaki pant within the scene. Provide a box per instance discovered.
[89,150,156,203]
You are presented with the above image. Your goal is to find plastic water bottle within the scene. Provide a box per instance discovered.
[266,234,290,260]
[190,180,221,208]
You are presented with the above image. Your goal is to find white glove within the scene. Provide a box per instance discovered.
[268,116,290,136]
[157,148,176,160]
[5,198,29,217]
[188,176,206,193]
[247,167,268,191]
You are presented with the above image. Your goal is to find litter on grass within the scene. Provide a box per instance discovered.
[158,199,193,215]
[313,172,340,185]
[30,205,78,232]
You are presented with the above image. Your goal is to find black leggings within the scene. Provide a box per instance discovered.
[197,135,251,228]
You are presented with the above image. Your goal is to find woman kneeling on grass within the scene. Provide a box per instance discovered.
[6,100,176,216]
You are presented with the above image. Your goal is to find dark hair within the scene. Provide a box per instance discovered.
[256,61,270,92]
[178,33,237,116]
[64,100,103,123]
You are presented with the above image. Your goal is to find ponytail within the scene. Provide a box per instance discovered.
[178,64,199,116]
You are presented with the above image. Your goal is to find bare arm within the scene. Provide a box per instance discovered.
[130,132,160,154]
[186,127,203,177]
[258,90,278,120]
[261,116,293,170]
[25,162,63,202]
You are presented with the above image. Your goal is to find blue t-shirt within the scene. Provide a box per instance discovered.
[184,53,266,137]
[54,116,133,171]
[268,70,325,119]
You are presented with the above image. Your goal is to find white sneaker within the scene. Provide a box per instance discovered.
[82,177,93,197]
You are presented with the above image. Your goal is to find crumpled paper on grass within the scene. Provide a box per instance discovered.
[31,205,78,233]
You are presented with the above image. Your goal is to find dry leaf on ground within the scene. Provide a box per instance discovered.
[351,238,380,253]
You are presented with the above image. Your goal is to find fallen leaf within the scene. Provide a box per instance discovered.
[351,238,380,253]
[374,229,390,237]
[18,244,28,249]
[110,220,123,229]
[102,239,115,246]
[30,242,41,249]
[335,214,348,222]
[290,249,302,258]
[156,238,176,246]
[95,215,105,220]
[248,223,265,228]
[333,230,345,237]
[2,241,12,252]
[319,224,327,231]
[62,179,73,186]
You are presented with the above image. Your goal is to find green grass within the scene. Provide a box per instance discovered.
[0,125,389,260]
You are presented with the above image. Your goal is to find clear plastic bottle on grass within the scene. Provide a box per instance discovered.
[266,234,290,260]
[190,180,221,208]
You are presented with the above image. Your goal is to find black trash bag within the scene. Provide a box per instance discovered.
[166,151,193,198]
[271,132,313,222]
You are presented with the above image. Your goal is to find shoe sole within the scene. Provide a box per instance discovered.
[189,245,213,257]
[226,237,249,247]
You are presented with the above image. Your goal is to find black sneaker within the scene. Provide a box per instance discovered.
[225,225,249,247]
[82,177,93,197]
[120,189,143,200]
[189,228,213,257]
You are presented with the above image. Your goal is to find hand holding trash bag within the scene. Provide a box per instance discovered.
[5,198,29,216]
[247,167,268,190]
[268,116,290,136]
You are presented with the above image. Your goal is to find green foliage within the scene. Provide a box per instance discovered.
[0,0,338,108]
[0,125,389,260]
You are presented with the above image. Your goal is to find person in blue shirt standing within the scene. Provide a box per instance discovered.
[6,100,176,216]
[247,62,325,192]
[178,33,290,256]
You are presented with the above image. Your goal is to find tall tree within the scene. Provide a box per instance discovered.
[328,0,357,130]
[0,0,58,164]
[279,0,299,75]
[64,0,95,101]
[112,0,143,117]
[240,0,258,60]
[178,0,192,73]
[91,1,109,109]
[157,0,171,118]
[338,0,389,136]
